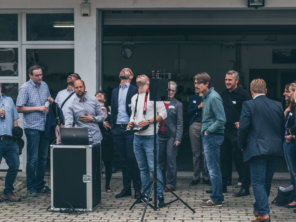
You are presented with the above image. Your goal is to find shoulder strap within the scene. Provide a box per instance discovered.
[61,92,74,109]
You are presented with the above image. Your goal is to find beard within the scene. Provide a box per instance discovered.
[119,75,129,80]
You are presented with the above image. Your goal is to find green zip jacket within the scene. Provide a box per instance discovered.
[201,87,226,135]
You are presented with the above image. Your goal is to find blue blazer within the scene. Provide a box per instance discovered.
[110,84,138,128]
[238,95,284,162]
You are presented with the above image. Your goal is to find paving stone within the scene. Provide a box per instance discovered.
[0,173,296,221]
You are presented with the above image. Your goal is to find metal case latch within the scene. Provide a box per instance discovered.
[83,175,92,183]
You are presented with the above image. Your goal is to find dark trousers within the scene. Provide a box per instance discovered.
[158,134,178,189]
[25,129,50,191]
[221,127,250,188]
[112,125,141,192]
[0,140,20,194]
[249,156,278,216]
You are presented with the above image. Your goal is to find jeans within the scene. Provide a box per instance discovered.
[283,141,296,201]
[112,125,141,191]
[0,140,20,194]
[249,156,278,216]
[25,129,50,191]
[158,134,178,189]
[133,134,164,197]
[203,134,224,203]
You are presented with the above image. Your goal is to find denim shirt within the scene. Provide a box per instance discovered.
[0,94,19,136]
[64,93,104,143]
[201,87,226,135]
[16,79,51,131]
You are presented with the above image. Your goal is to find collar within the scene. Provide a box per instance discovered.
[203,87,213,99]
[77,92,89,102]
[66,88,74,93]
[253,94,265,99]
[29,79,40,88]
[119,82,130,89]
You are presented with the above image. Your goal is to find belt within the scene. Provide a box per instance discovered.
[0,135,13,141]
[115,124,128,128]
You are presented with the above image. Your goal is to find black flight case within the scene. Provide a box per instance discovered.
[50,143,101,212]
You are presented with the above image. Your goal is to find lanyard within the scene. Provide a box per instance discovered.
[133,89,149,119]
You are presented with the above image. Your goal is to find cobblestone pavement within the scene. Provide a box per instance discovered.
[0,172,295,222]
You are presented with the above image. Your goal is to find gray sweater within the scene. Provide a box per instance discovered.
[201,87,226,135]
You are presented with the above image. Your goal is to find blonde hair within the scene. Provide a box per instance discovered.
[289,82,296,93]
[250,78,266,93]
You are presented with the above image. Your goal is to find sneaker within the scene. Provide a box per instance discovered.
[158,196,165,208]
[37,186,51,194]
[141,195,152,203]
[202,198,224,204]
[27,190,37,197]
[200,199,222,208]
[3,193,21,202]
[164,185,175,192]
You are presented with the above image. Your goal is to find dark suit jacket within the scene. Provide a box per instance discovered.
[164,98,183,142]
[110,84,138,128]
[238,95,284,162]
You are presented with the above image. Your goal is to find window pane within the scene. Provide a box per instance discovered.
[27,14,74,41]
[0,14,18,41]
[1,83,18,103]
[26,49,74,98]
[0,48,18,76]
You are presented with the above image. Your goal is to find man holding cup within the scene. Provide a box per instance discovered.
[16,65,53,197]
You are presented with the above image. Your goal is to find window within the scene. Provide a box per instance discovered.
[26,14,74,41]
[0,14,18,41]
[0,48,18,76]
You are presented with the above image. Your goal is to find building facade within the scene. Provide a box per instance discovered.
[1,0,296,170]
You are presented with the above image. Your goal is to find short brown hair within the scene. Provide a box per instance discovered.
[120,67,134,76]
[250,78,266,93]
[28,65,42,75]
[194,72,211,87]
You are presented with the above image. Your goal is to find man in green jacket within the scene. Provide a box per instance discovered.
[195,72,226,208]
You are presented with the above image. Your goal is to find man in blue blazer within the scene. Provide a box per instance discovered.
[110,68,141,200]
[238,79,284,222]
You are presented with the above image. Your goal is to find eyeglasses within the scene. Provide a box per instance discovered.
[168,89,176,92]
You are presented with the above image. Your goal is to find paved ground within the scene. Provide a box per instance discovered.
[0,172,295,222]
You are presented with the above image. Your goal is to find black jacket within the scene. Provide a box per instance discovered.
[221,86,251,127]
[238,95,284,162]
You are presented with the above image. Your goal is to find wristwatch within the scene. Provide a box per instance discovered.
[147,119,151,124]
[92,116,96,122]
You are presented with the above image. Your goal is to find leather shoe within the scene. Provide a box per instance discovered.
[189,180,199,186]
[2,193,21,202]
[251,215,270,222]
[134,190,141,200]
[115,189,131,198]
[233,188,250,197]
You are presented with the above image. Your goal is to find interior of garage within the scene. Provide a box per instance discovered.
[102,10,296,171]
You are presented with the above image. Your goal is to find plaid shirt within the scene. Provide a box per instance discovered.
[16,79,51,131]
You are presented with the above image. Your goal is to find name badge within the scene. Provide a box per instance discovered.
[169,105,175,109]
[193,100,196,104]
[232,101,237,104]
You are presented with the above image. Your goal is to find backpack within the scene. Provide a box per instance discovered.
[272,185,294,206]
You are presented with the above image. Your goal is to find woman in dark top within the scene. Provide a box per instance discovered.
[283,82,296,208]
[95,91,113,192]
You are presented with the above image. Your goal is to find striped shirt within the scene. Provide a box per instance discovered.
[16,79,51,131]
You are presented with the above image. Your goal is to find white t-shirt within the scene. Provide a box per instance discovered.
[130,92,167,136]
